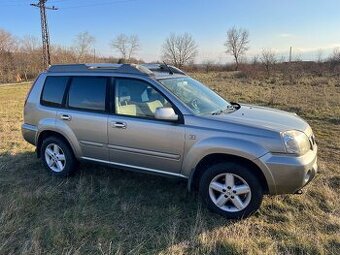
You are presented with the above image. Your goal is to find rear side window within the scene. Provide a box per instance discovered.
[41,76,68,107]
[68,77,107,112]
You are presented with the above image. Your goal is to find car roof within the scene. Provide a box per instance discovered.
[47,63,187,79]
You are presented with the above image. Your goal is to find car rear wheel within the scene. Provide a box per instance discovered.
[41,136,77,176]
[199,162,263,219]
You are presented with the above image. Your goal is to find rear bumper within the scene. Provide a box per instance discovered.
[255,146,318,194]
[22,123,38,146]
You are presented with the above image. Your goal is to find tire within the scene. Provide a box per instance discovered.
[199,162,263,219]
[40,136,77,177]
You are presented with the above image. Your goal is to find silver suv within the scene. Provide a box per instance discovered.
[22,63,318,219]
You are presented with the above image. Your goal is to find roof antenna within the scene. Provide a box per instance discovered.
[163,61,173,75]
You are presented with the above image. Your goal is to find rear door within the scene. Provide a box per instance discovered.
[57,76,110,160]
[107,78,186,175]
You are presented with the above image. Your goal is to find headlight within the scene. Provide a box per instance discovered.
[282,130,311,155]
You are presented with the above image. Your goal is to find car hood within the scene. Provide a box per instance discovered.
[208,104,309,133]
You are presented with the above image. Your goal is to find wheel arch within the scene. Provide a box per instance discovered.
[37,130,76,158]
[188,153,269,194]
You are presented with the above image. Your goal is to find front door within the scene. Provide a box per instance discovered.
[108,78,185,174]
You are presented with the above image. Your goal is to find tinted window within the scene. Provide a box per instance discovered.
[41,76,68,106]
[68,77,107,111]
[115,78,170,118]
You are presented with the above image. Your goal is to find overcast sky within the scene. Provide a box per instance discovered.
[1,0,340,63]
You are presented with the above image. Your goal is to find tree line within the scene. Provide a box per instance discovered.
[0,26,340,83]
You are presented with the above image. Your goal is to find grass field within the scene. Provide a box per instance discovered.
[0,73,339,254]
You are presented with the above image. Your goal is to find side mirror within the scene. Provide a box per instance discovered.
[154,107,178,121]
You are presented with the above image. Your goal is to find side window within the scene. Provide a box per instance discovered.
[68,77,107,112]
[115,79,170,118]
[41,76,68,107]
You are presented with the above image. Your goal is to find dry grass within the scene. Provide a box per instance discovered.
[0,73,339,254]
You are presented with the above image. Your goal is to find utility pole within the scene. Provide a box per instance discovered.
[31,0,58,68]
[289,46,292,63]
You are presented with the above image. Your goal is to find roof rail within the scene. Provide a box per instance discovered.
[141,63,186,75]
[48,63,152,75]
[47,63,186,76]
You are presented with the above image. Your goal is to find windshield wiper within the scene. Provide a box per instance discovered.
[211,105,235,115]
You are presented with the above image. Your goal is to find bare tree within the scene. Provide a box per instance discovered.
[224,26,249,70]
[330,47,340,62]
[21,35,40,52]
[0,29,139,83]
[0,28,16,52]
[0,29,17,82]
[294,53,303,62]
[329,47,340,72]
[161,33,198,68]
[260,49,277,76]
[202,60,215,73]
[110,34,140,61]
[51,45,77,64]
[19,35,42,80]
[252,55,259,65]
[73,32,95,62]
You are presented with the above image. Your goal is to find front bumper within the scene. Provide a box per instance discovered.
[254,145,318,194]
[22,123,38,146]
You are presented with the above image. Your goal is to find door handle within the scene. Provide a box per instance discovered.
[112,121,127,129]
[60,114,71,121]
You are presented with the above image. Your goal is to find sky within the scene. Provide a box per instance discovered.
[1,0,340,63]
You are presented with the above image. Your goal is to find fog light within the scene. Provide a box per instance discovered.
[304,170,311,184]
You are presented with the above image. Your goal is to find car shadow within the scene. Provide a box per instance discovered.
[0,151,251,254]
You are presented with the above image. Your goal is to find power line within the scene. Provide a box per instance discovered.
[0,1,28,7]
[59,0,137,9]
[1,0,138,8]
[30,0,58,68]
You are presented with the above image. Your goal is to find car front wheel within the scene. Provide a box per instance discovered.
[199,162,263,219]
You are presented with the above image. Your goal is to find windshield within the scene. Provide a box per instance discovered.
[159,77,233,115]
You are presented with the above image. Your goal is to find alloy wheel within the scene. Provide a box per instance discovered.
[209,173,252,212]
[44,143,66,173]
